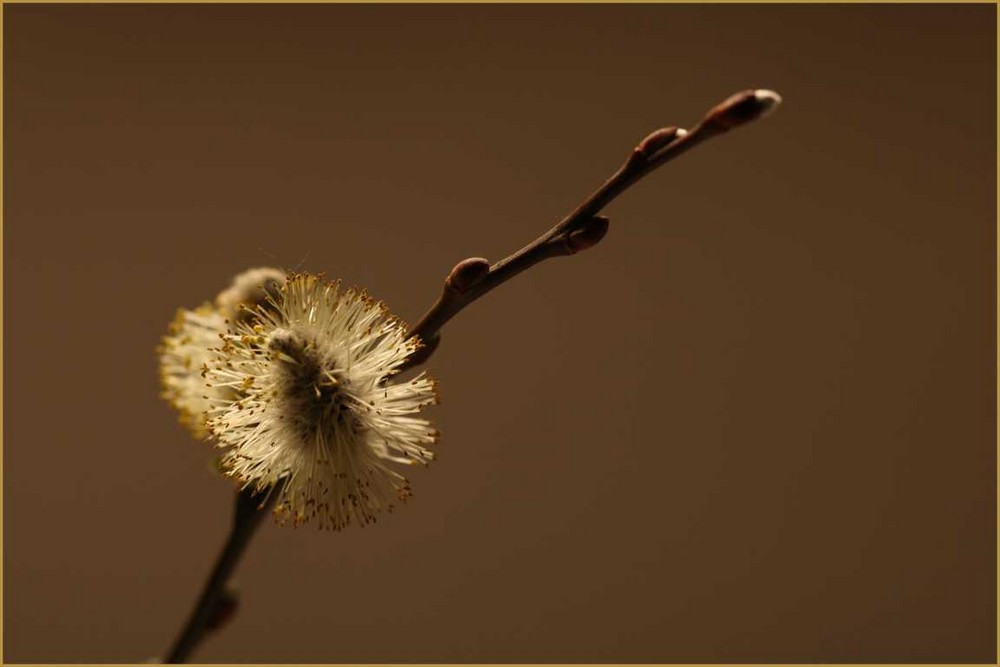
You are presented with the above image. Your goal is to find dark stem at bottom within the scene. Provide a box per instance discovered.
[165,485,278,663]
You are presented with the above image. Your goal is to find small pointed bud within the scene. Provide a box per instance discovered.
[446,257,491,292]
[636,126,685,157]
[707,88,782,130]
[206,587,240,633]
[566,216,610,253]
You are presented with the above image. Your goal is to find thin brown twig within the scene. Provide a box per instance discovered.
[165,485,281,663]
[401,88,781,371]
[161,88,780,663]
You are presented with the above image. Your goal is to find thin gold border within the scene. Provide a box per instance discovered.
[2,1,6,663]
[0,2,994,666]
[0,0,997,4]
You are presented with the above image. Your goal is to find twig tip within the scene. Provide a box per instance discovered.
[752,89,782,117]
[708,88,783,130]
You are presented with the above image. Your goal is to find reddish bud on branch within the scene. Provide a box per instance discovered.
[566,216,610,253]
[445,257,491,292]
[206,587,239,633]
[635,126,685,158]
[706,89,782,130]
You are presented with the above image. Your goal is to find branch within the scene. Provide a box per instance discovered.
[401,89,781,370]
[165,484,281,663]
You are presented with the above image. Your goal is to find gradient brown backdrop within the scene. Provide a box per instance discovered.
[3,3,996,664]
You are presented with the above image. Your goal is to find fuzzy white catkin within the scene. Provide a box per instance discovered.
[203,273,439,531]
[158,267,289,440]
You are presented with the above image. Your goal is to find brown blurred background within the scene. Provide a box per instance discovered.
[3,3,996,664]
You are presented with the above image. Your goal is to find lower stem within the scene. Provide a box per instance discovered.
[165,485,277,663]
